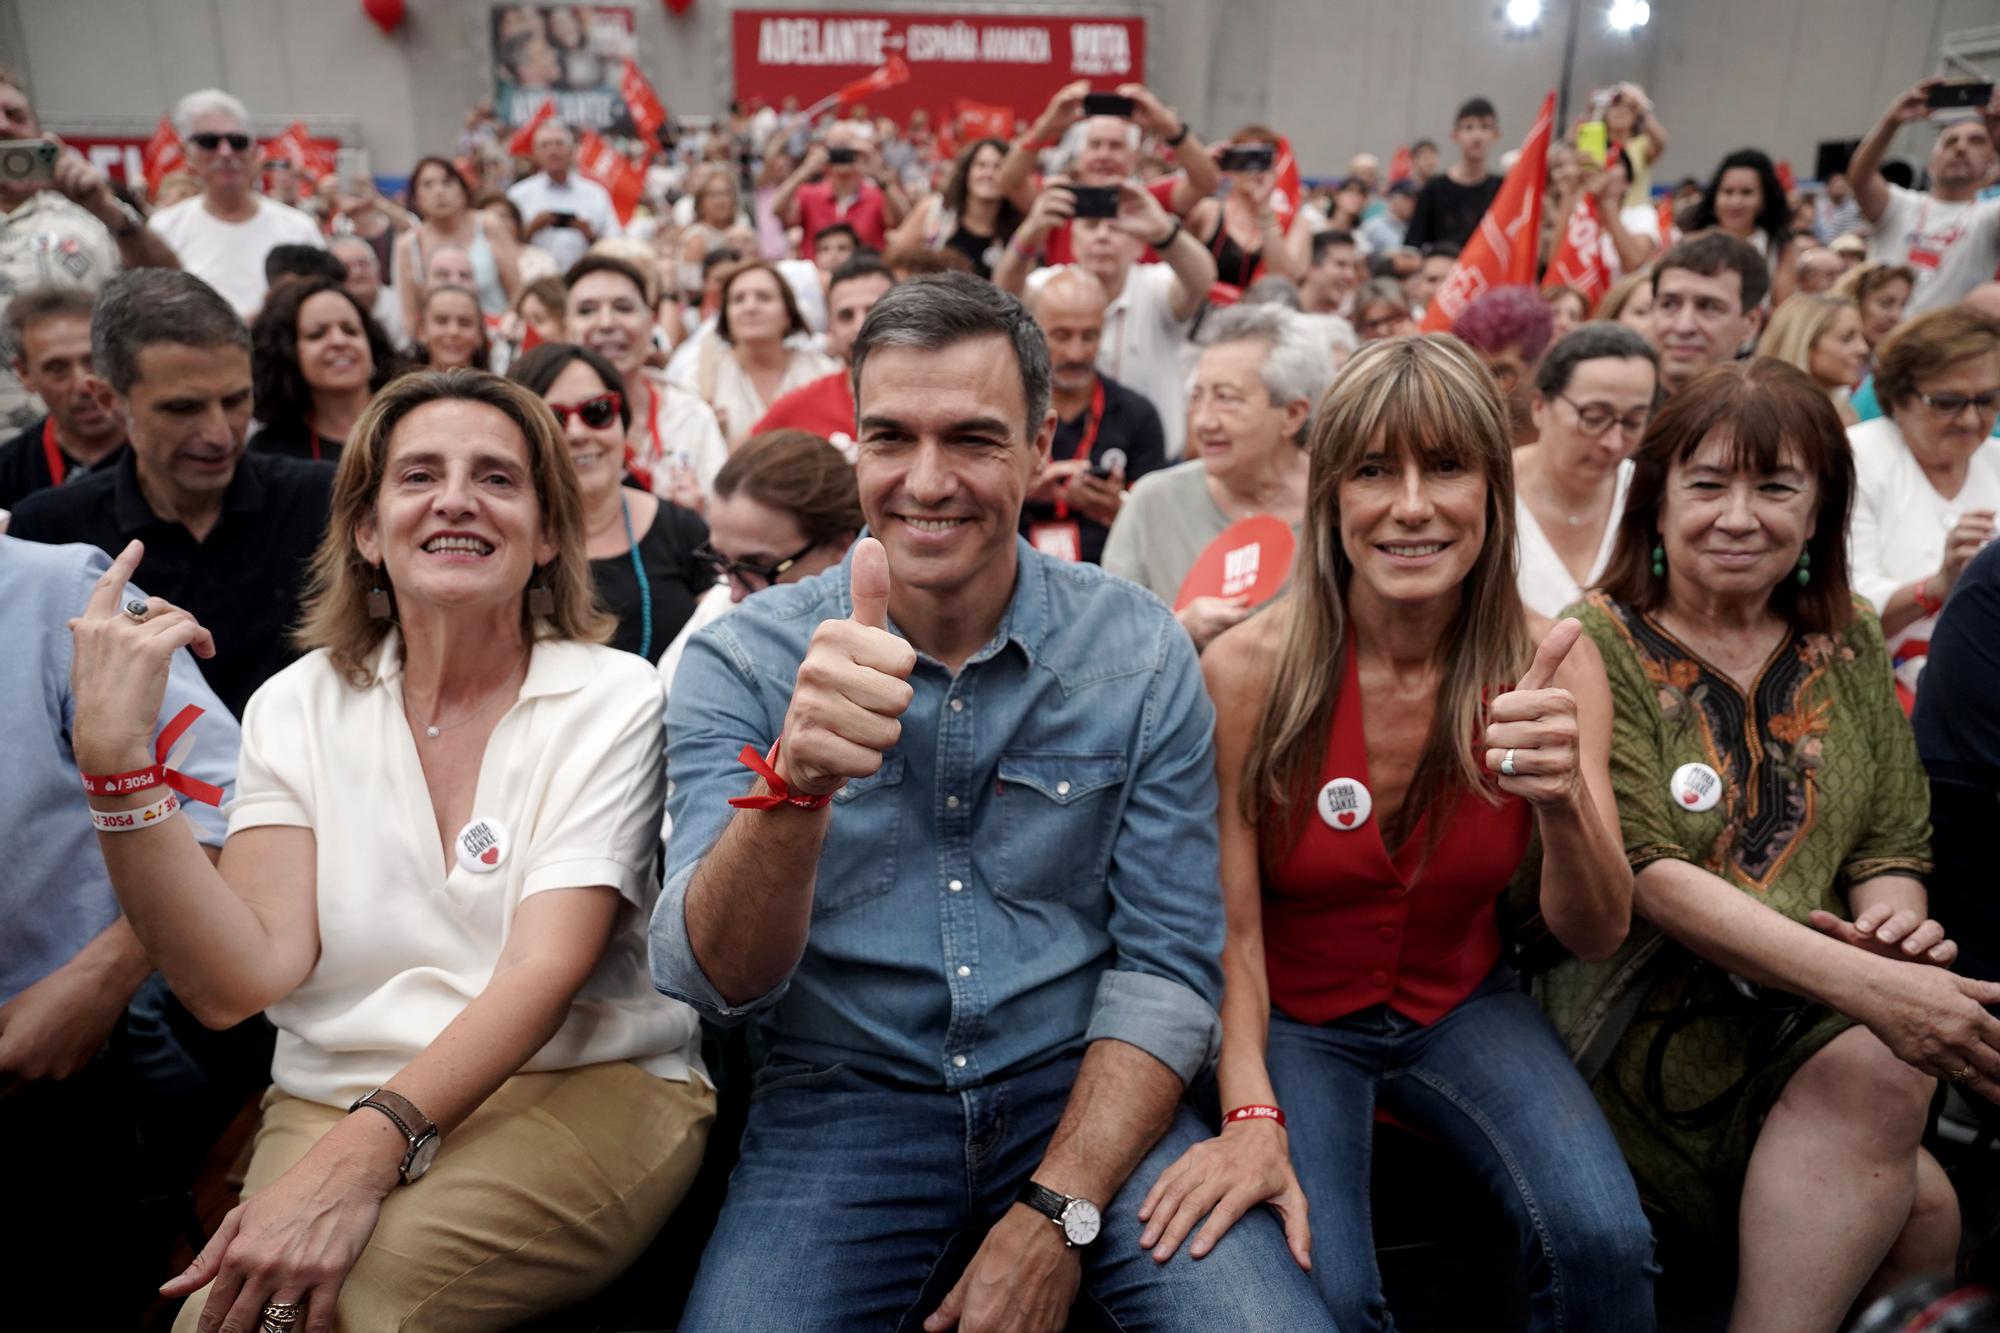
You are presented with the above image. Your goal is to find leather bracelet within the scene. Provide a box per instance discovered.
[1153,217,1183,251]
[1222,1103,1286,1128]
[1163,121,1191,148]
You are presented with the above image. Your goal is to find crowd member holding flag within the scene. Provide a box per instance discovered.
[1420,93,1554,335]
[148,89,325,319]
[1136,334,1653,1329]
[506,116,621,274]
[0,70,178,434]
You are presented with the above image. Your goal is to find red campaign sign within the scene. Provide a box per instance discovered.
[1173,515,1295,613]
[734,10,1145,126]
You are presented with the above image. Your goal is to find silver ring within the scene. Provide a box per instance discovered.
[1500,748,1518,778]
[123,598,152,623]
[260,1303,304,1332]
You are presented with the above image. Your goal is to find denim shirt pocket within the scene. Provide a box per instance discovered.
[817,754,905,918]
[992,751,1128,901]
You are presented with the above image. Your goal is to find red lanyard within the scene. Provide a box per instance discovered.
[41,416,66,486]
[1053,380,1106,521]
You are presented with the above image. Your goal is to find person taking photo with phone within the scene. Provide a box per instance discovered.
[1851,76,2000,315]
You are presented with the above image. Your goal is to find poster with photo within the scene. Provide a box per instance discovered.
[492,5,638,134]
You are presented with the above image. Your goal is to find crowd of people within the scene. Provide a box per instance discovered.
[4,50,2000,1333]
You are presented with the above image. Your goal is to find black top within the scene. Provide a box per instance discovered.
[0,415,127,511]
[251,417,345,466]
[1208,222,1261,290]
[1405,173,1502,250]
[587,494,710,663]
[7,449,335,716]
[944,224,1000,281]
[1018,372,1167,566]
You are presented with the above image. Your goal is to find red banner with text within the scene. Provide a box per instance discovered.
[733,10,1145,126]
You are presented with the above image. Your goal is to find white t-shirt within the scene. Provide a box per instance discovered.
[1868,185,2000,317]
[633,369,730,500]
[148,196,325,317]
[227,634,705,1108]
[0,191,122,431]
[1514,461,1632,618]
[506,172,622,274]
[1848,414,2000,672]
[1028,262,1196,459]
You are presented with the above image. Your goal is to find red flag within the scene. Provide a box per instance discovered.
[1546,194,1613,310]
[954,99,1013,142]
[141,116,184,199]
[1388,143,1413,184]
[621,59,668,146]
[1775,159,1795,194]
[1656,196,1680,249]
[834,54,910,111]
[1421,91,1556,333]
[1271,135,1302,230]
[508,99,556,156]
[263,121,335,182]
[577,130,644,224]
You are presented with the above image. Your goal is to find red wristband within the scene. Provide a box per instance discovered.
[727,740,834,811]
[1914,579,1944,617]
[80,704,226,806]
[1223,1104,1286,1128]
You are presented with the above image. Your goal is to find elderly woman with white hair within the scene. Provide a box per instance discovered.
[1102,303,1334,650]
[147,87,328,317]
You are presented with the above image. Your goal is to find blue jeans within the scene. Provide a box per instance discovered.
[1267,965,1657,1332]
[679,1050,1341,1331]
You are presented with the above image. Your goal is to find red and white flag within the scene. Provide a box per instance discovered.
[508,99,556,157]
[1545,194,1614,311]
[141,116,183,199]
[1421,91,1556,333]
[833,54,910,111]
[263,121,335,181]
[620,59,668,146]
[577,130,644,224]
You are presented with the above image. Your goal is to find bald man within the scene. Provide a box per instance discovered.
[1020,267,1168,564]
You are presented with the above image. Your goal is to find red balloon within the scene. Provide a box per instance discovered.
[362,0,406,35]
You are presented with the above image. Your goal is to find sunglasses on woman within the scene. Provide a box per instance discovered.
[188,132,253,153]
[693,539,818,591]
[544,392,623,430]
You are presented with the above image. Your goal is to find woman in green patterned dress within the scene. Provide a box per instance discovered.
[1539,357,2000,1332]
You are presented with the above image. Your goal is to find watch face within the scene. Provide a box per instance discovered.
[406,1132,440,1182]
[1060,1198,1101,1246]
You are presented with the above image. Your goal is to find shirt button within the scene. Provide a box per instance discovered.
[1378,926,1397,942]
[948,879,964,892]
[1370,971,1390,988]
[946,795,960,809]
[956,964,971,977]
[1056,780,1072,796]
[950,699,964,713]
[952,1054,968,1068]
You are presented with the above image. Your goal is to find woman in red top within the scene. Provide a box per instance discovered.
[1138,335,1654,1329]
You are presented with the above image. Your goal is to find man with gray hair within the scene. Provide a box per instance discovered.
[7,270,331,714]
[654,272,1337,1331]
[1103,303,1331,650]
[506,115,621,273]
[147,88,326,317]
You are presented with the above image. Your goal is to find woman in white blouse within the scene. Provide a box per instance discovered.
[1513,323,1660,617]
[689,259,837,447]
[1848,305,2000,698]
[69,369,713,1332]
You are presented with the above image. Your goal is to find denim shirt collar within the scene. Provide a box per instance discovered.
[836,531,1051,671]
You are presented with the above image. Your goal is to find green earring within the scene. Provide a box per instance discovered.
[1651,544,1665,578]
[1796,548,1811,587]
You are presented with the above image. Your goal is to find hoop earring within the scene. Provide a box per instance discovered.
[366,569,394,621]
[1650,544,1666,579]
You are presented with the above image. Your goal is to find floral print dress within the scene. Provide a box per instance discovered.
[1535,592,1931,1231]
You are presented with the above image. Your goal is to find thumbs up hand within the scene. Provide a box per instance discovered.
[1482,617,1585,807]
[778,537,918,798]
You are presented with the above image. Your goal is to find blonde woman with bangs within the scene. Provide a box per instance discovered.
[1757,292,1870,424]
[67,369,713,1331]
[1137,336,1653,1328]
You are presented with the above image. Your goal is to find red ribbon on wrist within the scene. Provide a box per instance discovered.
[80,704,226,806]
[1222,1104,1286,1128]
[727,740,834,811]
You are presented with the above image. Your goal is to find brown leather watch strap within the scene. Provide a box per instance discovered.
[350,1086,436,1142]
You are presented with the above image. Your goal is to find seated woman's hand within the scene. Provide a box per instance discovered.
[1809,904,1957,967]
[1135,1119,1312,1269]
[1852,962,2000,1101]
[69,539,215,773]
[162,1113,403,1333]
[1483,618,1583,807]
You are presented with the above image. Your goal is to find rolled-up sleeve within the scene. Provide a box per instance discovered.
[650,621,792,1022]
[1084,614,1223,1084]
[520,659,664,907]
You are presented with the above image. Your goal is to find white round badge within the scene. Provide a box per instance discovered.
[1316,777,1373,831]
[455,817,510,874]
[1669,762,1723,814]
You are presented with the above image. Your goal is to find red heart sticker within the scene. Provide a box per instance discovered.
[1682,792,1698,805]
[1337,810,1356,826]
[481,846,499,864]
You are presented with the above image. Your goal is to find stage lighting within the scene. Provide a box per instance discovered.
[1504,0,1543,28]
[1607,0,1651,30]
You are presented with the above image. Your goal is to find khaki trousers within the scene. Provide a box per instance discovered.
[174,1061,714,1332]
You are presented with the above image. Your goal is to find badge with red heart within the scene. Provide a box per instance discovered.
[455,816,511,874]
[1668,762,1722,814]
[1315,776,1372,832]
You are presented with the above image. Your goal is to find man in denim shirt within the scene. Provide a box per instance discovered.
[654,274,1336,1330]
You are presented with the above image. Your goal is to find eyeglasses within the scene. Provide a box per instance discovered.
[1915,387,2000,419]
[187,132,253,153]
[1557,392,1652,437]
[694,539,819,591]
[545,392,622,430]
